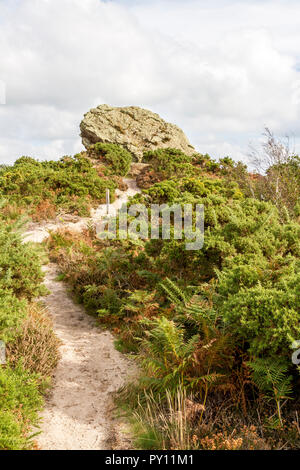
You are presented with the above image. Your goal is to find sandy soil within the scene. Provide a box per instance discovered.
[23,179,140,450]
[23,178,141,244]
[37,264,135,450]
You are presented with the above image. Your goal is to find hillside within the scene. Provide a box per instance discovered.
[0,113,299,450]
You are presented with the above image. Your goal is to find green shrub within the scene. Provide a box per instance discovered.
[0,154,117,217]
[0,225,46,300]
[143,148,195,180]
[0,218,46,342]
[0,292,26,343]
[93,143,132,176]
[142,177,243,205]
[219,282,300,356]
[46,150,300,449]
[0,410,28,450]
[0,216,56,449]
[145,180,181,203]
[0,364,44,450]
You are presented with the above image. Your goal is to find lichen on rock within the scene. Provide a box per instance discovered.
[80,104,195,162]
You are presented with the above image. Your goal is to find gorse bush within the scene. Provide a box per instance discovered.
[140,148,250,188]
[218,278,300,356]
[0,217,46,343]
[44,143,300,449]
[0,364,44,450]
[0,154,117,218]
[136,148,197,189]
[48,174,300,375]
[93,143,132,176]
[0,222,46,300]
[143,148,194,180]
[0,293,26,344]
[142,177,243,204]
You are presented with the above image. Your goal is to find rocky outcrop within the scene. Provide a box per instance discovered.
[80,104,195,161]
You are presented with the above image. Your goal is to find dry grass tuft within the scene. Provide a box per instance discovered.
[134,388,202,450]
[132,388,274,450]
[7,303,60,379]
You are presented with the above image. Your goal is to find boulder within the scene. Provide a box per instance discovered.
[80,104,195,161]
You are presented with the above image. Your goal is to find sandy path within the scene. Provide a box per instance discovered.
[23,179,140,450]
[23,178,141,244]
[37,264,135,450]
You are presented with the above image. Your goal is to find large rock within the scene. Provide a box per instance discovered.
[80,104,195,161]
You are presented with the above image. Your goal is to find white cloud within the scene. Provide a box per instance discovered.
[0,136,82,165]
[0,80,5,104]
[0,0,300,164]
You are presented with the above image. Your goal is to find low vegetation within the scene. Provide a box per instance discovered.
[0,211,59,450]
[45,142,300,450]
[1,137,299,450]
[0,154,117,220]
[91,142,132,176]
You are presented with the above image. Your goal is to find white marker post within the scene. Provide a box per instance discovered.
[106,189,110,215]
[0,341,6,365]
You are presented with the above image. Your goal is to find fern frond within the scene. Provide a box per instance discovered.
[160,278,190,307]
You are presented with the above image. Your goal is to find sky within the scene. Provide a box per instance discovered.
[0,0,300,165]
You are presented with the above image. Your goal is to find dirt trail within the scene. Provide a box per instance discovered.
[37,264,135,450]
[23,178,140,244]
[23,179,140,450]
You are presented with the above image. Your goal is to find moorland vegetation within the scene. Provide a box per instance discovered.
[0,134,299,450]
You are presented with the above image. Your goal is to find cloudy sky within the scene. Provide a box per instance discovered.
[1,0,300,164]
